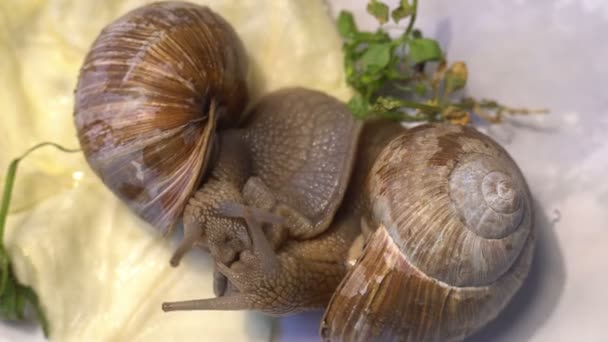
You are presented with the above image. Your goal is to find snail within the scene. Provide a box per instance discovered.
[73,1,249,232]
[164,121,534,342]
[73,0,364,315]
[320,123,535,341]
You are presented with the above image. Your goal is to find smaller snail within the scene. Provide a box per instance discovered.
[321,123,535,341]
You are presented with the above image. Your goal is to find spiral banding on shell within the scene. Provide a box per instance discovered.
[368,124,532,287]
[449,155,525,240]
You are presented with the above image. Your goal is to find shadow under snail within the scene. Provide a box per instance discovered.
[73,2,535,341]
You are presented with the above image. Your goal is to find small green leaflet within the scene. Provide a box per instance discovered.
[391,0,415,23]
[367,0,389,24]
[337,11,358,39]
[408,38,443,64]
[360,43,392,74]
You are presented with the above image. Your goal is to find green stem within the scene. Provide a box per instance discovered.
[376,111,428,122]
[405,0,418,36]
[0,251,7,295]
[0,155,20,296]
[393,98,442,113]
[0,143,78,240]
[0,161,19,244]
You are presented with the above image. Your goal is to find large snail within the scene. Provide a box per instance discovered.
[74,1,249,232]
[74,2,534,341]
[74,0,362,309]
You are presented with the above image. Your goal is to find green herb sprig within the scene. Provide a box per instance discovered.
[0,142,79,336]
[339,0,546,124]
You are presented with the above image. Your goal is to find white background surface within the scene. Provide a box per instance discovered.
[2,0,608,341]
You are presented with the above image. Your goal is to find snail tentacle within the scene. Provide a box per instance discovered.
[215,201,281,273]
[162,293,250,312]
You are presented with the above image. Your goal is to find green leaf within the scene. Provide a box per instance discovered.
[408,38,443,64]
[353,30,391,43]
[0,274,20,321]
[0,265,25,321]
[359,43,392,73]
[0,263,49,336]
[391,1,414,23]
[337,11,358,38]
[347,93,371,119]
[366,0,389,25]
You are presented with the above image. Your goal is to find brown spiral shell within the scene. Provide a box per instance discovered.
[321,123,535,341]
[73,2,248,230]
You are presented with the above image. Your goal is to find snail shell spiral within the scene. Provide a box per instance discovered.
[73,2,248,230]
[322,123,535,341]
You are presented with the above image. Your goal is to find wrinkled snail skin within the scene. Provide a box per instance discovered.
[321,123,535,342]
[73,1,248,231]
[239,87,363,239]
[162,88,365,315]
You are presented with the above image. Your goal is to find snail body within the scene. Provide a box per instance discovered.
[321,123,535,341]
[74,1,249,231]
[164,87,363,313]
